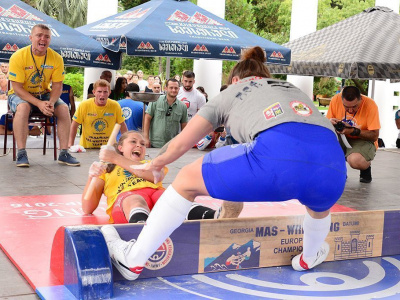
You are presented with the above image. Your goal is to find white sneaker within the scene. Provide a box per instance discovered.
[292,241,330,271]
[100,225,143,280]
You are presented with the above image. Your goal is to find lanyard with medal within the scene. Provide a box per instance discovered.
[30,45,47,100]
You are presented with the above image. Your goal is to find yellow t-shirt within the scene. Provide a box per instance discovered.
[8,45,64,96]
[73,98,125,148]
[99,162,166,223]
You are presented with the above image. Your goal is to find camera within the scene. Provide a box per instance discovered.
[334,121,345,131]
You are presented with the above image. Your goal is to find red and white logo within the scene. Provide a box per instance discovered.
[95,54,111,63]
[145,238,174,270]
[116,8,150,19]
[1,4,43,21]
[167,10,222,25]
[137,42,154,50]
[180,97,190,108]
[290,101,312,117]
[270,51,285,59]
[2,43,19,52]
[193,44,208,52]
[222,46,236,54]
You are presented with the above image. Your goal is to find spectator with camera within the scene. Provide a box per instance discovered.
[327,86,380,183]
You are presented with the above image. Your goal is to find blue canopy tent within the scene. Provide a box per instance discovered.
[76,0,290,66]
[0,0,121,69]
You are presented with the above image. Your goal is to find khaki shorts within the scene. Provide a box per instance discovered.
[339,137,376,161]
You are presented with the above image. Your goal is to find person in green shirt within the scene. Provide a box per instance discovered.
[143,78,188,148]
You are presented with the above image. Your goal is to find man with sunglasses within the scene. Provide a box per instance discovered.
[327,86,380,183]
[143,78,188,148]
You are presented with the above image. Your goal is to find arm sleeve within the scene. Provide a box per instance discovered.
[8,52,25,83]
[196,93,225,129]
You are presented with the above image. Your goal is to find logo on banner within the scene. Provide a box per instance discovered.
[95,54,111,63]
[159,42,189,53]
[204,240,261,272]
[222,46,236,54]
[145,238,174,270]
[167,10,222,25]
[1,4,43,21]
[116,8,150,19]
[193,44,208,52]
[269,51,285,61]
[137,42,154,50]
[2,43,19,52]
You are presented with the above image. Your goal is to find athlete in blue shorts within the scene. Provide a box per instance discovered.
[100,46,347,280]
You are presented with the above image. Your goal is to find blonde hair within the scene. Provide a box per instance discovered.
[228,46,271,84]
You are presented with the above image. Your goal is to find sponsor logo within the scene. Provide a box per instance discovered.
[93,119,107,132]
[270,51,285,59]
[137,41,154,50]
[116,8,150,20]
[1,4,43,21]
[94,54,111,63]
[193,44,208,52]
[159,42,189,53]
[167,10,223,25]
[290,101,312,116]
[60,50,91,61]
[204,240,260,272]
[221,46,236,54]
[87,113,97,117]
[145,237,174,270]
[91,8,150,30]
[103,113,114,117]
[41,65,53,69]
[119,41,127,49]
[263,102,284,120]
[25,66,33,70]
[2,43,19,52]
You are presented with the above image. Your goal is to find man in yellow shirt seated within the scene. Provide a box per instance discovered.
[69,79,128,149]
[8,24,79,167]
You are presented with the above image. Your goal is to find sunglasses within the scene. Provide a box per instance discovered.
[166,106,172,116]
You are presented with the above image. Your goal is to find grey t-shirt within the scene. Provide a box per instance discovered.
[197,77,335,143]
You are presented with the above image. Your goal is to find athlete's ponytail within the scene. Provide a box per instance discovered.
[228,46,271,84]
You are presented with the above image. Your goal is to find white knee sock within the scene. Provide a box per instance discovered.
[302,211,331,263]
[126,185,193,267]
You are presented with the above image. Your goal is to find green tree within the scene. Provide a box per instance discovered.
[64,73,84,100]
[26,0,88,28]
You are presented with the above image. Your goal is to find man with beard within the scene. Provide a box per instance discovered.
[177,70,206,121]
[143,78,188,148]
[68,79,127,149]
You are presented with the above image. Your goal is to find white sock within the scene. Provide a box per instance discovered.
[302,211,331,264]
[126,185,193,267]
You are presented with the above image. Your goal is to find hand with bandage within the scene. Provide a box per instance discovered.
[88,161,107,178]
[99,145,118,164]
[130,159,165,184]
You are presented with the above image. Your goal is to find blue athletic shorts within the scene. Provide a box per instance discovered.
[202,122,347,212]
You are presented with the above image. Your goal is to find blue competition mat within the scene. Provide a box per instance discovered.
[38,255,400,299]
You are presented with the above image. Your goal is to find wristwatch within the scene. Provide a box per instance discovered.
[350,127,361,136]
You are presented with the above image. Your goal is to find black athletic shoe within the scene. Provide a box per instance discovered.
[360,166,372,183]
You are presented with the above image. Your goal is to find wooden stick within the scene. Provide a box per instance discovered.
[83,124,121,202]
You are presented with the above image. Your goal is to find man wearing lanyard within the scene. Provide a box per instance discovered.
[327,86,380,183]
[8,24,79,167]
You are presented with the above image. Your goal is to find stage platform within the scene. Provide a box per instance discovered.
[0,147,399,299]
